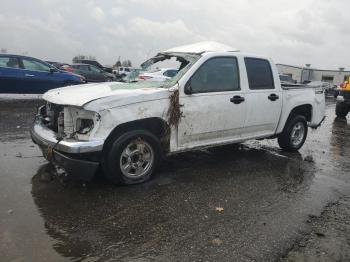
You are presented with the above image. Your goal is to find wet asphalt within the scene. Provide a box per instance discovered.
[0,97,349,262]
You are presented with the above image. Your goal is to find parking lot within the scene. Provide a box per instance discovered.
[0,97,350,261]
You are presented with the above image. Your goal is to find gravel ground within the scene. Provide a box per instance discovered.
[0,96,350,261]
[283,196,350,262]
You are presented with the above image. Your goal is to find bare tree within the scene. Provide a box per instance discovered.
[72,55,96,63]
[114,60,122,68]
[121,59,132,67]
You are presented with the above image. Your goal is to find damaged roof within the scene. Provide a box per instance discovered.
[162,41,239,54]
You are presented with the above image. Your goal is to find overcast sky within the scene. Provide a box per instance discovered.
[0,0,349,69]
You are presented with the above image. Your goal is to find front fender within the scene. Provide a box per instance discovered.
[92,99,170,140]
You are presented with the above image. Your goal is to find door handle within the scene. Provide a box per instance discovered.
[25,74,34,77]
[230,96,245,104]
[268,94,279,101]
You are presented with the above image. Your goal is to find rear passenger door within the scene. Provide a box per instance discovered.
[243,58,282,138]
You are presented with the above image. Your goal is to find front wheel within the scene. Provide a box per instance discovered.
[278,115,308,151]
[102,130,162,185]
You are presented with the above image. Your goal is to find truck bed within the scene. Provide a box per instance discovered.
[282,83,324,94]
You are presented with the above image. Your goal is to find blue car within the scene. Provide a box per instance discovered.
[0,54,85,94]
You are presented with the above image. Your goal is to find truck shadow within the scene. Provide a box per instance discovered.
[30,144,316,261]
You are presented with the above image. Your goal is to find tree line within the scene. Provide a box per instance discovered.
[72,54,132,68]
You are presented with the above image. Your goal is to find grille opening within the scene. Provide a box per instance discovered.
[45,103,64,132]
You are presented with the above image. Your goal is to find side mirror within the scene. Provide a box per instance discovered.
[184,80,193,95]
[49,68,57,73]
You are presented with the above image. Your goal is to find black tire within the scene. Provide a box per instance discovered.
[335,101,348,118]
[102,130,162,185]
[278,115,308,151]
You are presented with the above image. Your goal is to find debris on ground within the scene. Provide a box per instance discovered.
[211,238,223,246]
[282,197,350,261]
[15,152,22,158]
[215,207,224,212]
[314,231,325,237]
[304,155,314,162]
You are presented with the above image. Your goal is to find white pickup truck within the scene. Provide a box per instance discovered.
[31,42,326,185]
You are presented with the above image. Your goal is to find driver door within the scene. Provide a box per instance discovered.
[20,58,58,93]
[178,56,247,149]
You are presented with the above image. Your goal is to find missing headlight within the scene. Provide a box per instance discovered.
[76,118,94,134]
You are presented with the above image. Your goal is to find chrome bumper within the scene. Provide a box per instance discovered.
[30,119,103,180]
[30,119,104,154]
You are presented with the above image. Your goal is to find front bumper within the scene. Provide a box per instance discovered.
[30,119,104,180]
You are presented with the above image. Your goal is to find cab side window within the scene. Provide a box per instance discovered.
[90,65,101,73]
[81,65,89,71]
[245,58,274,90]
[190,57,240,93]
[22,59,50,72]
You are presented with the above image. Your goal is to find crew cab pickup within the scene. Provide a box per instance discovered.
[30,42,326,185]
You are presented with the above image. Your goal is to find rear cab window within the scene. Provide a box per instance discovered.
[245,58,274,90]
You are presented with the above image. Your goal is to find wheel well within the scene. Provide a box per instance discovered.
[289,104,312,122]
[103,118,170,153]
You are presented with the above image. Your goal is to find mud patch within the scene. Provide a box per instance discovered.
[166,89,183,128]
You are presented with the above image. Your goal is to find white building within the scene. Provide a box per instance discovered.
[277,64,350,86]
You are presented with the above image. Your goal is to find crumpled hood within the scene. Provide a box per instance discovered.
[42,82,170,109]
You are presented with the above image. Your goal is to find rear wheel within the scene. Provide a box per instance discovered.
[335,101,348,118]
[102,130,162,185]
[278,115,308,151]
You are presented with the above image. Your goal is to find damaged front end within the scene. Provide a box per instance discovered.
[31,102,104,180]
[31,52,199,180]
[41,102,101,140]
